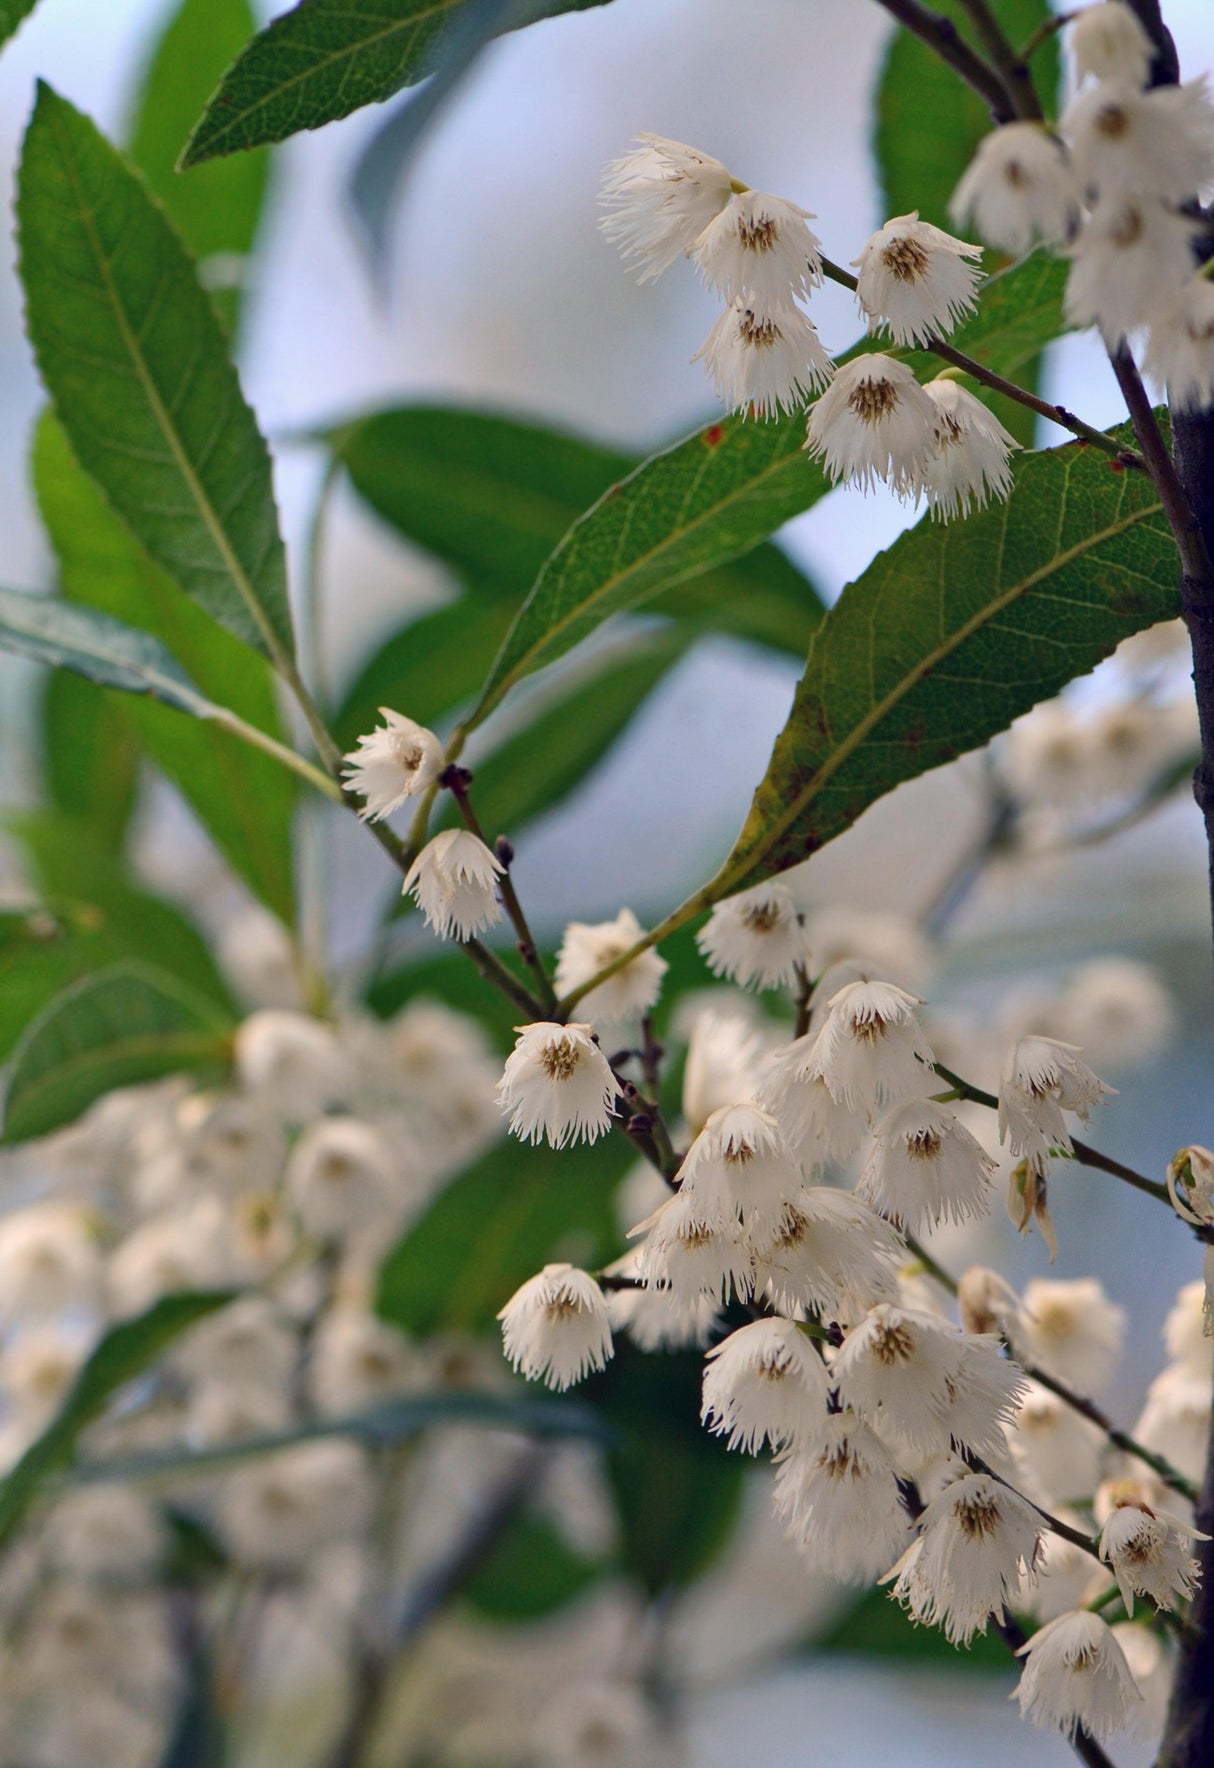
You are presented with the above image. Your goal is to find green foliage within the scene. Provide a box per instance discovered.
[715,435,1176,897]
[127,0,271,335]
[0,1292,233,1559]
[464,252,1070,730]
[588,1341,746,1596]
[875,0,1060,232]
[41,670,141,852]
[2,963,233,1144]
[0,0,39,51]
[8,812,236,1011]
[462,1513,606,1621]
[181,0,615,165]
[336,599,513,755]
[377,1132,631,1336]
[32,413,298,923]
[818,1585,1008,1669]
[17,86,294,666]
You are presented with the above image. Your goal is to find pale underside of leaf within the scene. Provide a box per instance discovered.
[0,585,214,718]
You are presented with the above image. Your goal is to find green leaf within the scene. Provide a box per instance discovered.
[377,1131,631,1337]
[0,583,212,717]
[41,670,141,852]
[32,411,298,924]
[588,1341,745,1595]
[454,628,693,839]
[17,85,294,666]
[715,434,1177,897]
[127,0,272,336]
[8,812,237,1012]
[0,1292,232,1559]
[0,0,39,51]
[463,252,1071,730]
[328,404,826,660]
[818,1585,1007,1668]
[335,598,513,754]
[182,0,614,165]
[462,1513,605,1621]
[2,962,233,1145]
[875,0,1060,232]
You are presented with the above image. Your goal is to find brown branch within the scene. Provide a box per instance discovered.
[868,0,1018,120]
[954,0,1044,120]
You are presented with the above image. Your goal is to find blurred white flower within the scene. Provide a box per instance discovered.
[697,882,810,991]
[341,708,444,821]
[215,1441,374,1569]
[1063,77,1214,204]
[286,1117,407,1241]
[0,1205,102,1320]
[950,122,1080,256]
[308,1307,418,1416]
[46,1486,166,1583]
[554,906,667,1026]
[1017,1276,1127,1393]
[1145,275,1214,411]
[1065,195,1200,345]
[1069,4,1154,89]
[498,1263,613,1390]
[175,1297,297,1393]
[107,1199,233,1318]
[234,1009,350,1121]
[682,1005,776,1135]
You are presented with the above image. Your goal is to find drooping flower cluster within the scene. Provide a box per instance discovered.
[601,135,1019,517]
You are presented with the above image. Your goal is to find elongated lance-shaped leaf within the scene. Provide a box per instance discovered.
[33,410,299,925]
[0,0,39,50]
[17,84,294,666]
[0,1292,233,1560]
[464,249,1070,731]
[0,585,214,716]
[712,435,1178,898]
[181,0,614,165]
[2,962,233,1145]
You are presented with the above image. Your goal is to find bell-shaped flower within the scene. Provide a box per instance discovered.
[805,354,938,495]
[496,1023,616,1150]
[852,212,982,347]
[949,122,1080,256]
[701,1318,830,1455]
[342,709,444,822]
[498,1263,614,1390]
[600,134,733,282]
[1014,1610,1141,1742]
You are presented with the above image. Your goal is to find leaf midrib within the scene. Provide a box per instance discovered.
[711,495,1166,896]
[189,0,455,157]
[46,96,285,670]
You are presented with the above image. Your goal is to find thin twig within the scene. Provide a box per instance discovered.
[954,0,1044,120]
[443,765,556,1013]
[869,0,1018,120]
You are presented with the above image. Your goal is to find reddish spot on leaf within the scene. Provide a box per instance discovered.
[703,424,725,448]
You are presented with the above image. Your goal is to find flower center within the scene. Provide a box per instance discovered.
[741,900,781,932]
[392,736,426,774]
[1095,101,1131,141]
[880,236,930,283]
[847,378,900,425]
[541,1037,581,1081]
[906,1127,942,1161]
[872,1321,915,1365]
[738,213,779,254]
[956,1494,1002,1540]
[738,309,782,350]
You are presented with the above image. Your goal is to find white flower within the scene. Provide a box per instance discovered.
[1099,1498,1206,1613]
[107,1199,232,1317]
[803,906,934,994]
[694,296,834,419]
[1146,274,1214,412]
[806,978,935,1112]
[701,1317,829,1454]
[1164,1279,1214,1374]
[756,1040,870,1165]
[175,1297,297,1393]
[1065,195,1200,344]
[308,1307,418,1416]
[1167,1144,1214,1227]
[1016,1276,1127,1397]
[234,1009,350,1120]
[998,1035,1113,1164]
[919,378,1019,520]
[47,1485,166,1582]
[1135,1361,1212,1484]
[496,1022,616,1149]
[554,907,667,1026]
[949,122,1080,255]
[1051,957,1176,1073]
[1063,78,1214,204]
[806,353,938,494]
[0,1205,102,1319]
[1023,1519,1112,1624]
[1015,1610,1142,1741]
[341,708,444,821]
[1069,4,1155,89]
[833,1304,1023,1457]
[187,1379,292,1447]
[167,1092,288,1200]
[859,1098,996,1231]
[772,1413,913,1582]
[0,1325,92,1428]
[630,1187,754,1305]
[750,1187,902,1320]
[678,1101,801,1232]
[853,212,982,346]
[285,1116,406,1241]
[1002,701,1104,809]
[600,134,733,281]
[957,1266,1023,1339]
[602,1250,719,1351]
[696,882,810,990]
[691,188,823,305]
[1110,1622,1172,1740]
[1010,1380,1106,1505]
[498,1263,613,1390]
[887,1473,1043,1643]
[681,1006,775,1135]
[215,1441,374,1569]
[534,1682,663,1768]
[403,829,504,941]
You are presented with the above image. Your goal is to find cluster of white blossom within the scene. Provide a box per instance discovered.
[601,129,1019,519]
[0,995,521,1766]
[494,853,1208,1748]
